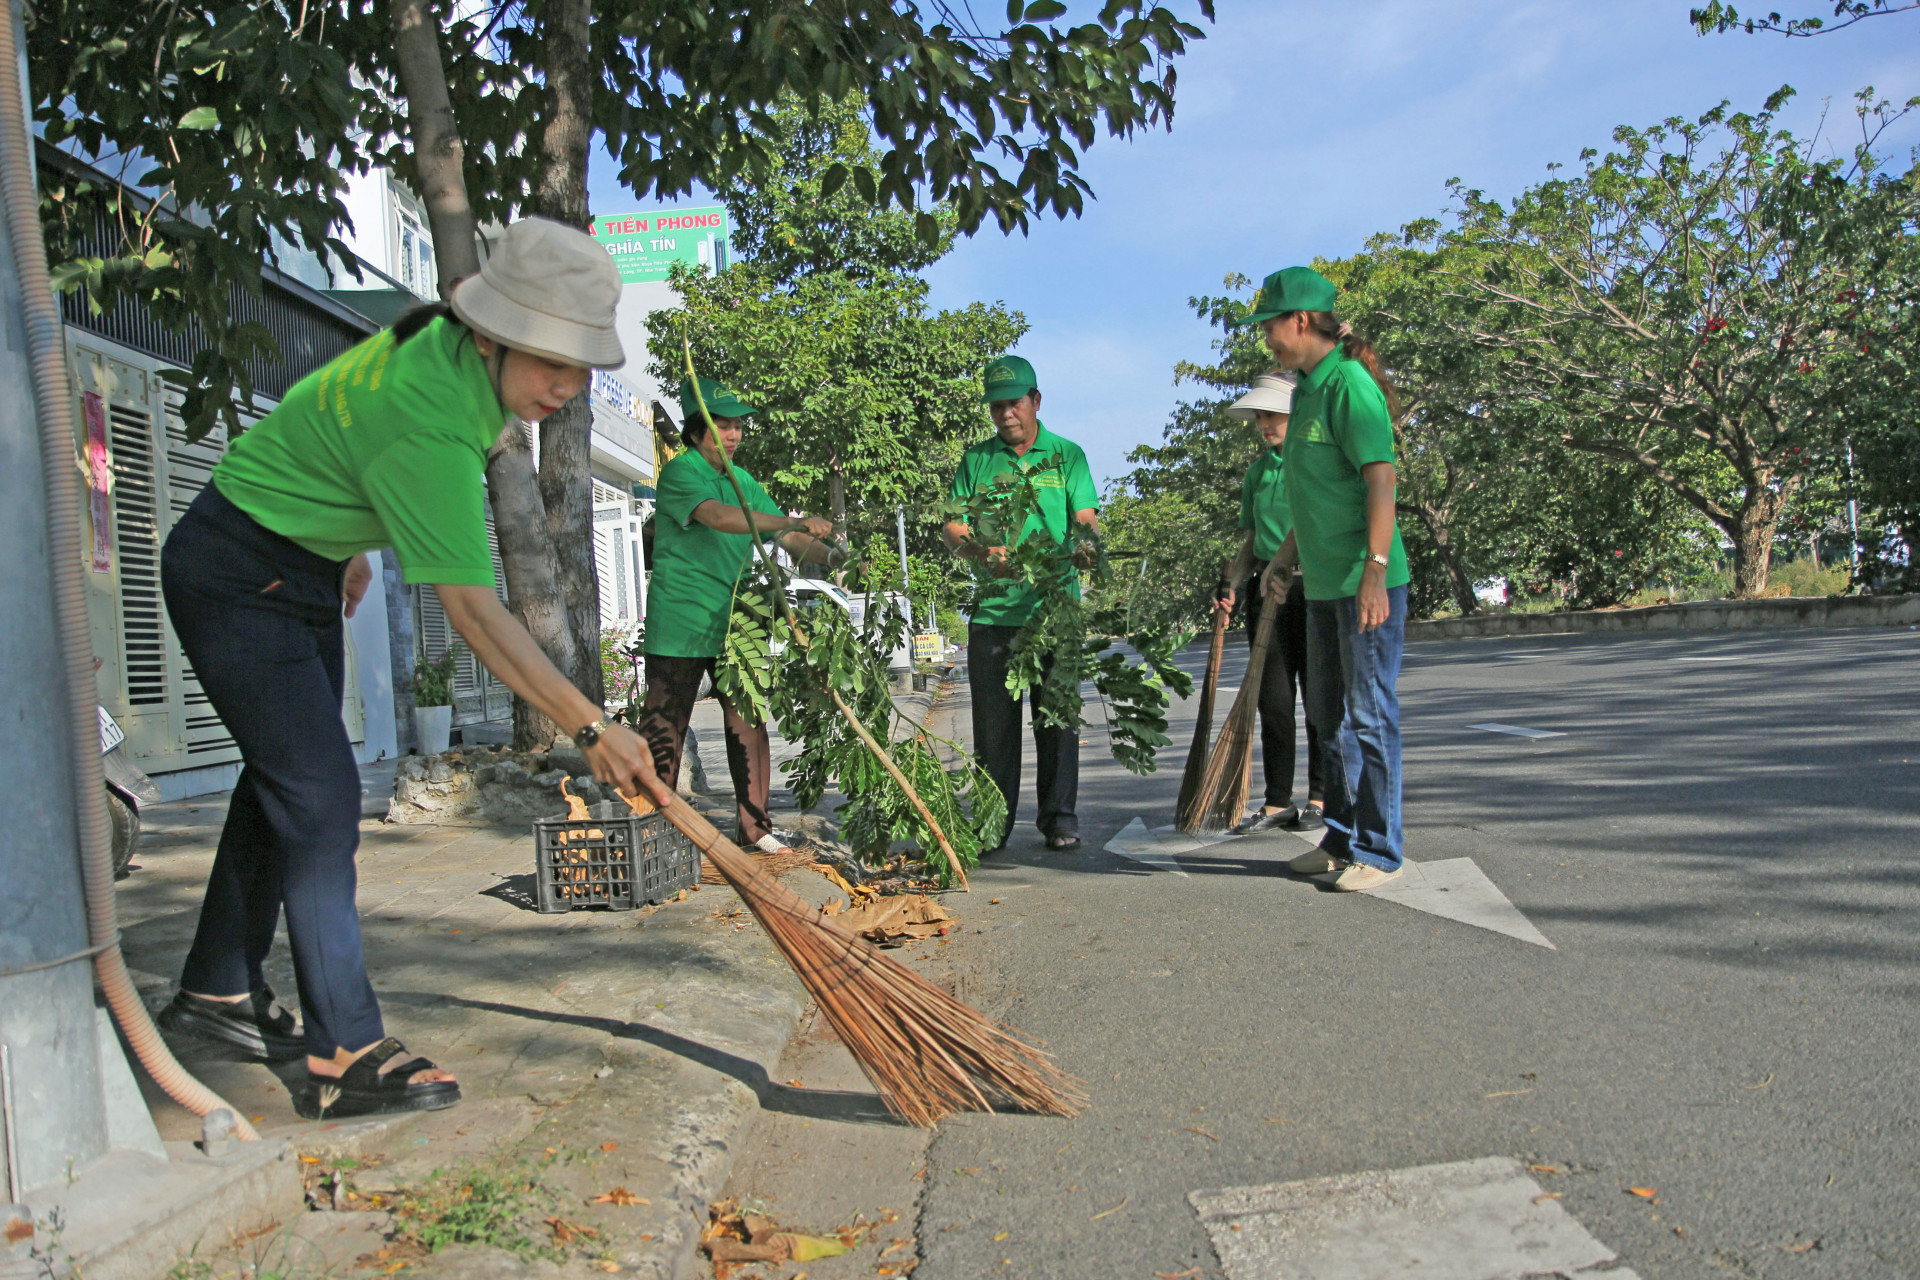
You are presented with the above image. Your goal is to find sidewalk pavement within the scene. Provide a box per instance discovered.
[116,793,835,1279]
[112,683,949,1280]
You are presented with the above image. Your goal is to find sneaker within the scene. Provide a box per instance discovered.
[1232,805,1299,835]
[1289,801,1325,831]
[1288,846,1340,875]
[1333,862,1404,892]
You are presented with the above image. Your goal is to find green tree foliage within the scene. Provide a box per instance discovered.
[650,96,1027,625]
[1691,1,1920,36]
[1101,280,1270,632]
[32,1,1211,436]
[1431,88,1914,597]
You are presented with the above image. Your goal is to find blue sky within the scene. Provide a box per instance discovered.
[589,1,1920,489]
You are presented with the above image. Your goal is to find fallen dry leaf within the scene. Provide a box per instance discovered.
[1533,1192,1563,1204]
[590,1187,648,1207]
[1783,1238,1820,1254]
[600,1141,619,1153]
[1743,1073,1776,1090]
[1155,1270,1203,1279]
[1628,1187,1659,1201]
[991,1231,1009,1242]
[832,893,959,946]
[1484,1088,1534,1099]
[592,1261,620,1273]
[298,1154,321,1165]
[1091,1197,1129,1221]
[788,1079,804,1088]
[1528,1164,1562,1175]
[1182,1126,1220,1143]
[545,1217,599,1244]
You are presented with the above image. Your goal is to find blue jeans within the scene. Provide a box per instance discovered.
[1303,586,1406,871]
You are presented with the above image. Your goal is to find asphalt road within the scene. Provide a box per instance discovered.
[734,624,1920,1280]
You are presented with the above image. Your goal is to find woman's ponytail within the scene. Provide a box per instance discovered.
[1296,310,1401,420]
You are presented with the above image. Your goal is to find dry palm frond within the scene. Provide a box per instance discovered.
[1175,604,1231,832]
[634,794,1083,1126]
[1188,592,1282,834]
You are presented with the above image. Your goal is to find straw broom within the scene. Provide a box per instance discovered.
[1187,587,1283,833]
[1174,574,1232,832]
[628,790,1084,1126]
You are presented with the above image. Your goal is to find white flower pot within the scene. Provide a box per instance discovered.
[414,704,452,755]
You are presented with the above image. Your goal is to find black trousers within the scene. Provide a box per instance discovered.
[634,653,776,845]
[1243,571,1325,808]
[161,486,379,1059]
[966,622,1079,842]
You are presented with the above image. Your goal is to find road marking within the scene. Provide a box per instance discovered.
[1192,1156,1634,1280]
[1103,816,1235,877]
[1673,654,1751,662]
[1467,722,1565,739]
[1274,828,1552,948]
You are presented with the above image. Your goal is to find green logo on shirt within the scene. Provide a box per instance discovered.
[1301,419,1331,444]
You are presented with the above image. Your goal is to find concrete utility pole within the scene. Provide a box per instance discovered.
[0,0,111,1191]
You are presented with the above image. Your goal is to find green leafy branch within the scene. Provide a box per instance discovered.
[949,463,1194,775]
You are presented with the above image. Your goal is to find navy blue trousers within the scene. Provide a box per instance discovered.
[161,486,381,1058]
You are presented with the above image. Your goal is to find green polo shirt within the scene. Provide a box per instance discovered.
[1238,446,1293,561]
[211,316,505,584]
[1282,348,1410,601]
[948,422,1099,627]
[645,449,783,658]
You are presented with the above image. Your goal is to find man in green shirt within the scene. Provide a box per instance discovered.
[942,355,1099,851]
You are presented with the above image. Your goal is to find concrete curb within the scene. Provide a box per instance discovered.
[1407,593,1920,641]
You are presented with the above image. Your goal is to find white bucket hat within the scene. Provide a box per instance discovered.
[450,218,625,369]
[1226,371,1297,419]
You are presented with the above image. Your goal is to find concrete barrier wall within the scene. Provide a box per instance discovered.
[1406,593,1920,641]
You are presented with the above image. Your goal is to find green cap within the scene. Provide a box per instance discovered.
[1235,266,1338,327]
[980,354,1037,404]
[678,375,756,422]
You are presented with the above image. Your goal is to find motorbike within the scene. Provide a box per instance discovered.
[98,705,162,878]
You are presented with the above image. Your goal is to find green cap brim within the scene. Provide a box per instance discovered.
[980,380,1035,404]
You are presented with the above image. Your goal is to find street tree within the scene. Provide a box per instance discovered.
[35,0,1213,746]
[652,95,1025,622]
[1432,88,1913,597]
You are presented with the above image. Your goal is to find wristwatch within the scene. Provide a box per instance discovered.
[1364,552,1390,569]
[574,717,610,748]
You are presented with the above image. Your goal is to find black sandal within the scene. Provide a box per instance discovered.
[157,985,305,1062]
[293,1037,461,1120]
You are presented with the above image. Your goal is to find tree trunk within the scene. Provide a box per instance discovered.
[827,450,849,587]
[1726,501,1779,599]
[1411,504,1478,617]
[526,0,604,706]
[391,0,578,750]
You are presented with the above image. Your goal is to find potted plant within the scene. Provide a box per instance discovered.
[412,645,462,755]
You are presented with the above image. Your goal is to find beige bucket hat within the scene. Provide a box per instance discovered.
[450,218,625,369]
[1226,371,1297,419]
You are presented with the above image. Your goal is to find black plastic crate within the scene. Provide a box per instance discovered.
[533,800,699,913]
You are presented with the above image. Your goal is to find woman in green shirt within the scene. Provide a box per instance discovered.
[156,219,673,1121]
[635,378,838,853]
[1214,372,1325,833]
[1235,266,1411,893]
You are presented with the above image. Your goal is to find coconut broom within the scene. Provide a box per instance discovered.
[1173,568,1232,832]
[1187,587,1283,833]
[627,790,1082,1126]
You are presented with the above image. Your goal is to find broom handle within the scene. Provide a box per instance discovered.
[1175,601,1230,825]
[680,342,969,888]
[1237,587,1284,714]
